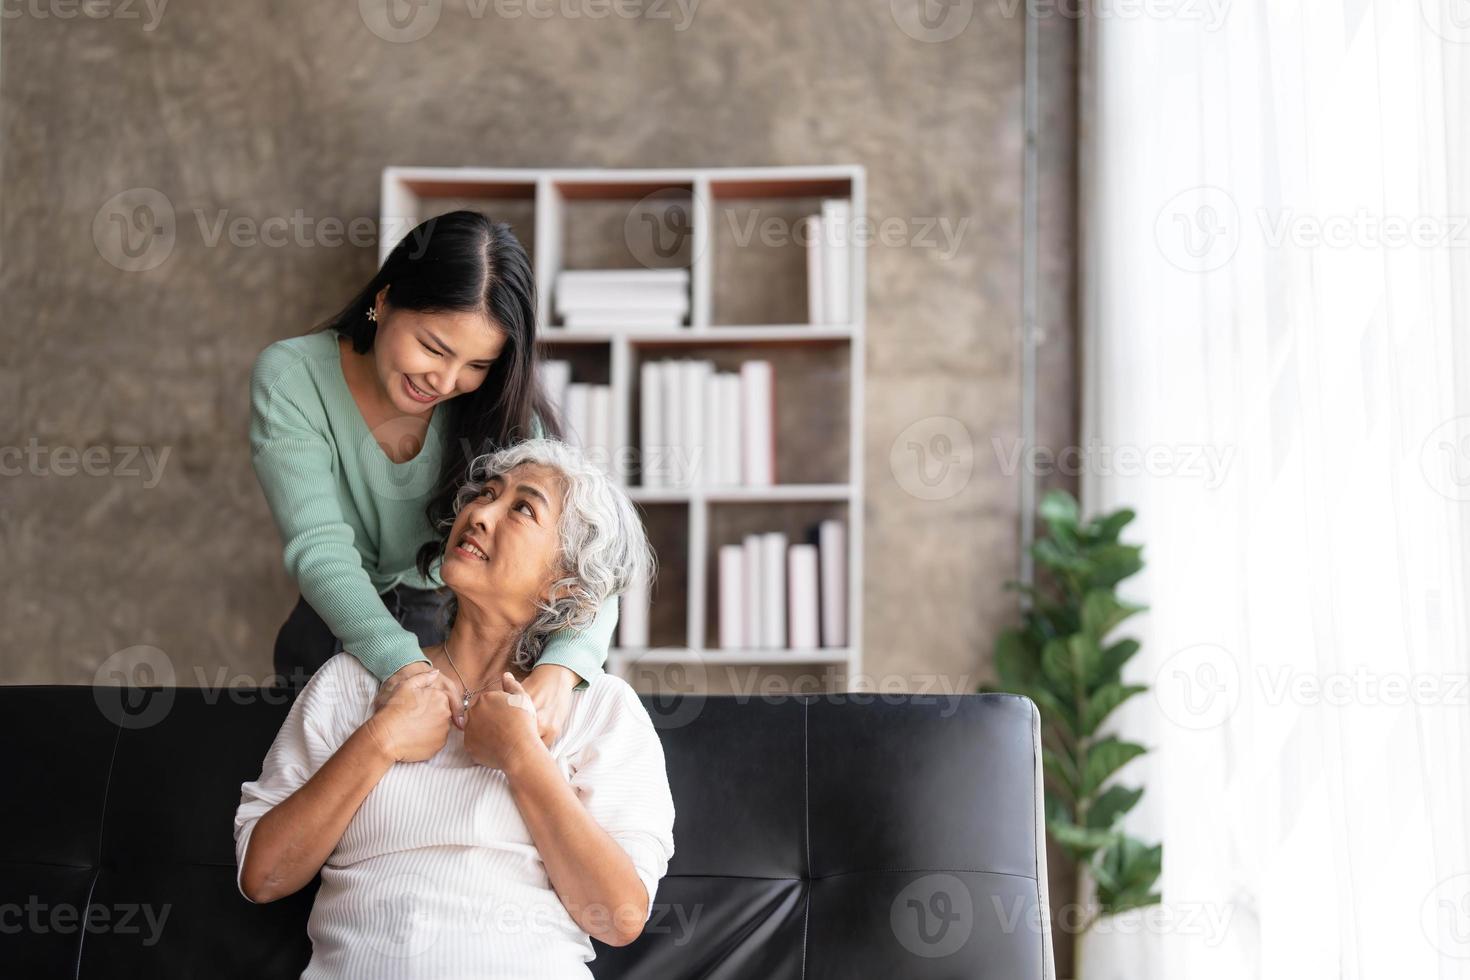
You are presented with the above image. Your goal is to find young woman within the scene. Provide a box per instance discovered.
[249,210,615,744]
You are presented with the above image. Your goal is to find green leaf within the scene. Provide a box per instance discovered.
[1047,816,1116,858]
[1097,638,1141,682]
[1041,637,1072,688]
[1081,683,1148,736]
[1042,747,1078,792]
[1039,490,1080,532]
[1068,633,1105,687]
[1087,508,1135,544]
[1080,590,1146,642]
[1081,737,1146,797]
[1033,537,1088,576]
[993,630,1036,688]
[1085,785,1144,831]
[1085,544,1145,589]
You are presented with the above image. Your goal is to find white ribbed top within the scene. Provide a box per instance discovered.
[233,652,676,979]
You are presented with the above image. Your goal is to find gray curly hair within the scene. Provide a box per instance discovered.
[431,438,655,672]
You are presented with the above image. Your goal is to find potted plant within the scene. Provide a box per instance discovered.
[984,489,1162,933]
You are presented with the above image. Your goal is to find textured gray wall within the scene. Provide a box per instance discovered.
[0,0,1077,699]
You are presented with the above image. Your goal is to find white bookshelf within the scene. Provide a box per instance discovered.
[379,165,865,687]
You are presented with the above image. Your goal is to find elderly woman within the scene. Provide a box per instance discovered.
[233,438,673,979]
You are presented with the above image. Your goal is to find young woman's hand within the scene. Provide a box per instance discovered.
[520,663,581,746]
[374,656,460,713]
[364,669,454,763]
[462,673,545,773]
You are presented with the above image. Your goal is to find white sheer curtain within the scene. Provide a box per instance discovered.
[1077,2,1470,978]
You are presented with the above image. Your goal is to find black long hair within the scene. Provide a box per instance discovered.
[313,210,564,583]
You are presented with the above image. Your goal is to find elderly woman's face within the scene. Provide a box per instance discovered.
[442,462,566,614]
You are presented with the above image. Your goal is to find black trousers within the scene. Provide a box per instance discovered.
[271,583,452,692]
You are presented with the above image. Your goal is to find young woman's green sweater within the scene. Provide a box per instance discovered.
[249,328,615,689]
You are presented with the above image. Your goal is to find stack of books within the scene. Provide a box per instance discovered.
[804,199,852,326]
[639,358,774,490]
[540,359,613,475]
[717,519,847,651]
[555,268,690,330]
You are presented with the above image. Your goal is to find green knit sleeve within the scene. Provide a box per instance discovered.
[535,593,618,690]
[249,350,430,684]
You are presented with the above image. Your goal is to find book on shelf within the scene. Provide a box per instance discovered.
[716,519,848,651]
[542,362,614,476]
[554,268,690,330]
[618,573,651,649]
[805,199,852,326]
[639,357,773,489]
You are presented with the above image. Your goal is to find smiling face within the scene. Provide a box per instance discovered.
[370,286,509,416]
[442,462,568,622]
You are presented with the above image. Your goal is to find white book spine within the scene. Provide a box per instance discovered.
[760,531,787,649]
[589,384,611,475]
[787,544,820,650]
[718,544,745,650]
[640,361,663,489]
[821,199,851,325]
[618,577,649,649]
[806,213,826,325]
[743,534,762,652]
[720,374,742,487]
[562,311,686,330]
[663,360,685,488]
[541,360,571,424]
[565,383,590,449]
[819,519,847,648]
[704,371,725,486]
[684,360,710,488]
[740,360,774,487]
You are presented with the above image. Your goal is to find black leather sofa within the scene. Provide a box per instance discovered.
[1,684,1056,979]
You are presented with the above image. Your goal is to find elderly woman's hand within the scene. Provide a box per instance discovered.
[463,673,546,773]
[363,668,455,763]
[374,656,461,713]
